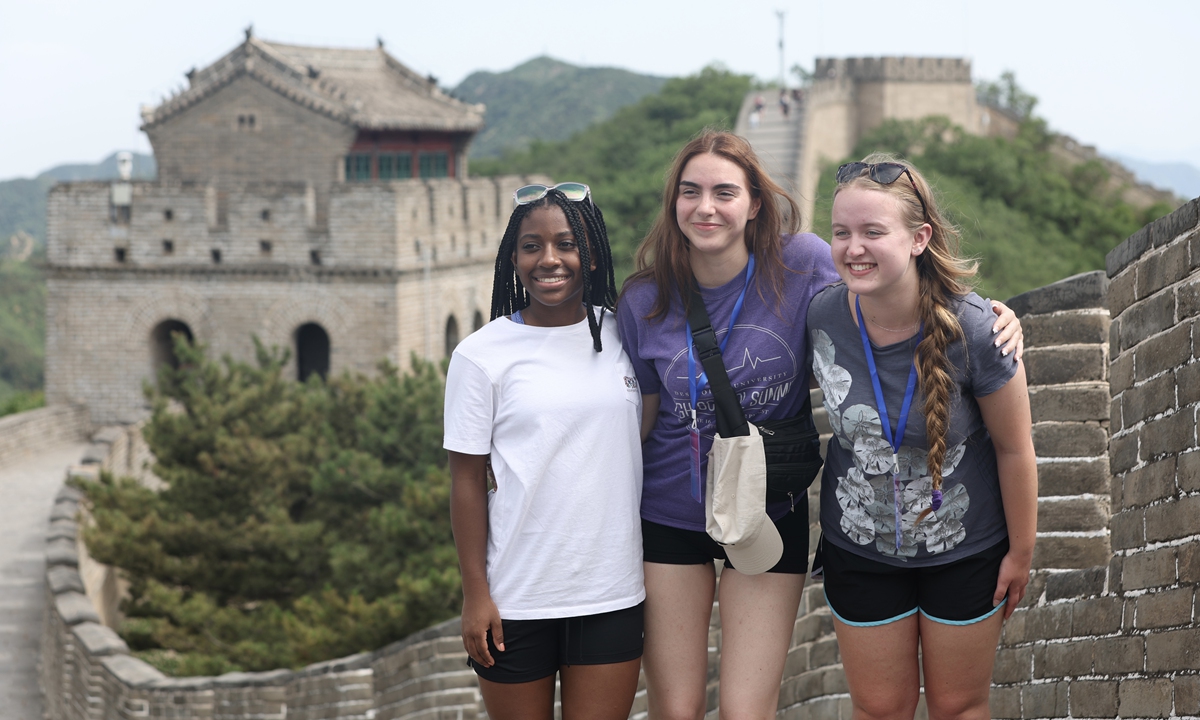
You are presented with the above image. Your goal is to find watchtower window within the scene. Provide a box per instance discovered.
[260,240,272,255]
[296,323,330,382]
[418,151,449,179]
[472,311,484,332]
[237,113,257,131]
[310,250,322,266]
[211,248,222,264]
[378,153,412,180]
[162,239,174,255]
[114,247,127,263]
[445,315,460,357]
[346,154,372,181]
[163,209,174,221]
[151,319,194,376]
[261,209,270,222]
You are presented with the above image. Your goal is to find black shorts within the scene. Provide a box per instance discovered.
[641,499,810,575]
[819,536,1010,626]
[469,602,644,684]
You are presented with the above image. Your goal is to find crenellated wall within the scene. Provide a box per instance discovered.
[41,198,1200,719]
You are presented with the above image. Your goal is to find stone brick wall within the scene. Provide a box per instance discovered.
[45,174,546,425]
[0,405,91,464]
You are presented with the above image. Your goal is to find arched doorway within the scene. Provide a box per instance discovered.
[150,319,194,376]
[295,323,330,381]
[445,315,460,357]
[472,310,484,333]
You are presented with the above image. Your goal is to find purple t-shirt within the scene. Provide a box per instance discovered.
[617,233,839,531]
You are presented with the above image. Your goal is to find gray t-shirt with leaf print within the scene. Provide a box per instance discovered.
[808,284,1018,567]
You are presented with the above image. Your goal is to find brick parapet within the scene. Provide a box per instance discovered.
[0,405,91,465]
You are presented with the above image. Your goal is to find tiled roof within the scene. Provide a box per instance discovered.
[141,36,484,133]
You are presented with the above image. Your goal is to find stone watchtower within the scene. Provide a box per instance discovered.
[45,31,541,424]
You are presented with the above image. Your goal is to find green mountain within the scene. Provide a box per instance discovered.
[470,66,752,275]
[0,152,156,246]
[454,56,668,159]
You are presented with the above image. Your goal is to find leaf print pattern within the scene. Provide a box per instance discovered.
[811,324,975,558]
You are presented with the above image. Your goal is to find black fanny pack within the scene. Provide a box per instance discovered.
[686,285,824,500]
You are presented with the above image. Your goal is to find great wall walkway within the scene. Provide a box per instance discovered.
[0,440,89,720]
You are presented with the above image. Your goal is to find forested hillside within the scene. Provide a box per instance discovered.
[808,117,1175,300]
[472,66,753,275]
[453,56,667,159]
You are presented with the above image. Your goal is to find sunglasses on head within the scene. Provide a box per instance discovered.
[513,182,591,207]
[836,162,928,220]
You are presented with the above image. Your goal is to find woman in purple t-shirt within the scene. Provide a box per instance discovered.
[616,132,1023,718]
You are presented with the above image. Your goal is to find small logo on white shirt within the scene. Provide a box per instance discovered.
[624,376,639,390]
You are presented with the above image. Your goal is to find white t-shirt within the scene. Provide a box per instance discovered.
[443,311,645,620]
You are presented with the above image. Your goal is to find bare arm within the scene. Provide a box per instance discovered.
[640,393,660,443]
[448,450,504,665]
[990,300,1025,362]
[976,362,1038,619]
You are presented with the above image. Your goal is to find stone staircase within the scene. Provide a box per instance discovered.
[735,90,805,196]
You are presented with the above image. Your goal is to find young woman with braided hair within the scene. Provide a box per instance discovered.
[808,154,1037,720]
[445,185,644,720]
[616,132,1025,719]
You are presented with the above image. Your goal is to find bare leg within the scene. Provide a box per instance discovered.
[642,561,717,720]
[715,568,805,720]
[919,611,1004,720]
[478,674,557,720]
[559,658,643,720]
[833,614,921,720]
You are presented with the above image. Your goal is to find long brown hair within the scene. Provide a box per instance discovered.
[833,153,977,520]
[623,130,800,321]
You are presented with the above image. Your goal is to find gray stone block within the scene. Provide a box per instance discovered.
[1137,241,1190,298]
[1179,541,1200,583]
[1135,587,1194,630]
[56,591,101,625]
[1139,409,1196,459]
[1024,311,1109,348]
[1108,268,1137,320]
[1032,535,1110,570]
[49,500,79,522]
[81,443,110,464]
[1094,636,1145,674]
[92,426,125,444]
[213,668,295,687]
[1177,278,1200,320]
[1071,596,1123,635]
[1107,225,1151,278]
[1121,546,1176,590]
[100,654,167,687]
[1119,678,1173,718]
[1181,450,1200,493]
[1024,346,1105,386]
[72,621,129,656]
[989,685,1021,719]
[1110,351,1134,394]
[1029,384,1110,423]
[1044,566,1105,601]
[1032,422,1108,458]
[1070,680,1118,718]
[1038,496,1109,533]
[1023,604,1073,640]
[1108,431,1139,474]
[1037,458,1109,497]
[1121,456,1176,508]
[1134,322,1191,380]
[1178,360,1200,407]
[1146,494,1200,542]
[1123,372,1175,426]
[1109,508,1146,550]
[46,537,79,567]
[55,484,84,503]
[992,646,1032,684]
[1119,291,1175,352]
[47,565,86,594]
[1149,197,1199,247]
[1007,270,1107,316]
[1176,674,1200,717]
[1043,639,1094,678]
[47,518,78,541]
[1022,680,1069,718]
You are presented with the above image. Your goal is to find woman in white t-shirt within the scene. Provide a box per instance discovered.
[444,183,645,720]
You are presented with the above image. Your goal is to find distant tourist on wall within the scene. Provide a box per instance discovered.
[754,93,766,114]
[748,109,761,129]
[779,88,790,118]
[617,131,1024,719]
[444,183,644,720]
[809,156,1037,720]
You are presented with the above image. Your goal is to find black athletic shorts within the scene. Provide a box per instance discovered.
[641,498,810,575]
[468,602,644,684]
[819,536,1010,626]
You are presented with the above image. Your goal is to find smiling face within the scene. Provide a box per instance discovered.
[831,186,931,302]
[512,204,593,327]
[675,153,762,268]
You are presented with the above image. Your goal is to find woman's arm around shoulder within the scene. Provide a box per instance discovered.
[449,451,504,666]
[976,362,1037,619]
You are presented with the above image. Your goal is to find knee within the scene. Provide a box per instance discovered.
[924,686,990,720]
[850,688,920,720]
[649,696,707,720]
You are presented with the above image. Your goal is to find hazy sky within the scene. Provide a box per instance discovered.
[2,0,1195,180]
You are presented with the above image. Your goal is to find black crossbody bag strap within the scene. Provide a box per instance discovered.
[686,286,750,438]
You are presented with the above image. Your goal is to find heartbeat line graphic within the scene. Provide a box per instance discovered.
[727,348,781,372]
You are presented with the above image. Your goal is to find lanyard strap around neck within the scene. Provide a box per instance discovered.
[856,295,922,550]
[686,255,755,424]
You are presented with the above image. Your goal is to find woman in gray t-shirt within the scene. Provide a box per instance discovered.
[809,156,1037,720]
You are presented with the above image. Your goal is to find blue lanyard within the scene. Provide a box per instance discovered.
[685,255,755,426]
[855,296,922,550]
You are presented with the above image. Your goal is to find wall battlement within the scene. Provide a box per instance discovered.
[814,56,973,83]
